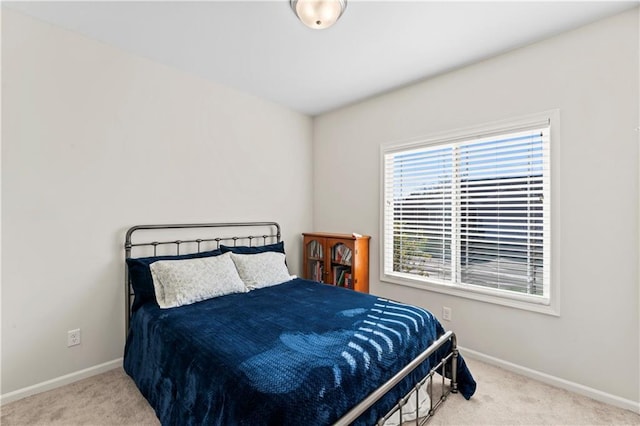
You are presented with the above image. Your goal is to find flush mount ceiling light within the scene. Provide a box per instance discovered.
[290,0,347,30]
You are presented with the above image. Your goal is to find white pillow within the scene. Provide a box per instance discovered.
[150,252,247,309]
[230,251,293,290]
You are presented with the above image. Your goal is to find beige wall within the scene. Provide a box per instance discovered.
[313,8,639,407]
[1,9,313,395]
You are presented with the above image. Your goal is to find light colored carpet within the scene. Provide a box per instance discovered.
[1,357,639,425]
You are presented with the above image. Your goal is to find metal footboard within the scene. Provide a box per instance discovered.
[335,330,458,426]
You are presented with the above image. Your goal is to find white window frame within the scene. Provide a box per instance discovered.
[380,110,559,316]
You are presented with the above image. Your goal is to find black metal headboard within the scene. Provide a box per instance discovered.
[124,221,281,332]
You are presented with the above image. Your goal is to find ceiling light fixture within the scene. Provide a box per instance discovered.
[290,0,347,30]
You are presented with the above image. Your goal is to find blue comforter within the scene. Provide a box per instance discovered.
[124,279,475,425]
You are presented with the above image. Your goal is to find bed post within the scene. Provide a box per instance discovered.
[124,227,134,335]
[451,332,459,394]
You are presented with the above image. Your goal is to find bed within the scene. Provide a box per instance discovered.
[123,222,476,425]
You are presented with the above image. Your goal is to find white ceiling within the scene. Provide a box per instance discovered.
[5,1,638,116]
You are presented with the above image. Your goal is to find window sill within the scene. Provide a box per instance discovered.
[381,273,560,317]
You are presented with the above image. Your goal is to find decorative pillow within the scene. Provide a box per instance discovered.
[126,248,222,310]
[149,252,247,309]
[230,251,293,290]
[220,241,285,255]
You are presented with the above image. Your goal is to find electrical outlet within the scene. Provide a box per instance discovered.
[442,306,452,321]
[67,329,81,347]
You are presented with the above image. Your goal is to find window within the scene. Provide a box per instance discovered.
[381,112,555,312]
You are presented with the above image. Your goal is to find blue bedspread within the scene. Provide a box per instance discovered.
[124,279,475,425]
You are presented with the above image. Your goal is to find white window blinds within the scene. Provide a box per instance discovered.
[383,122,551,301]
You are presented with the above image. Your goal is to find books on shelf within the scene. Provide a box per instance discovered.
[332,244,352,265]
[332,265,352,289]
[309,260,324,282]
[308,240,324,259]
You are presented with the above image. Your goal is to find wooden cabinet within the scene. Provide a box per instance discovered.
[302,232,370,293]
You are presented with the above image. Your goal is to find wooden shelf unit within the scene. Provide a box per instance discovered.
[302,232,370,294]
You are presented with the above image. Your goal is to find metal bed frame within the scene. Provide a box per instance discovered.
[124,221,459,425]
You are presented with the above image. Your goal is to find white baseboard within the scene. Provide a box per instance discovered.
[459,346,640,414]
[0,358,123,406]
